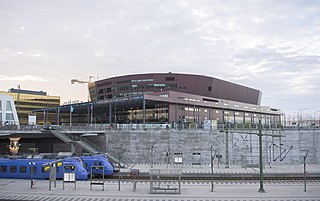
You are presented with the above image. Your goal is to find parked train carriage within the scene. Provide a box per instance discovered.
[0,158,88,180]
[80,155,114,176]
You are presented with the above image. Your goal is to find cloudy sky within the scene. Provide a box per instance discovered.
[0,0,319,118]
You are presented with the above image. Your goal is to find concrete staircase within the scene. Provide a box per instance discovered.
[50,130,100,154]
[49,130,130,166]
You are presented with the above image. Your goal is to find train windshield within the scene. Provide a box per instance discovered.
[72,157,85,167]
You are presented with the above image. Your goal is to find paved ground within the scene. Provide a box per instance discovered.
[0,178,319,201]
[0,164,319,201]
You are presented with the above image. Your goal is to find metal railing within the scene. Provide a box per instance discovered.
[2,122,320,132]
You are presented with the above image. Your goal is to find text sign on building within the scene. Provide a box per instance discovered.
[28,113,36,125]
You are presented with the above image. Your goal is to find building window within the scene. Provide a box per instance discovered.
[165,77,175,81]
[6,101,12,112]
[208,86,212,91]
[203,98,218,103]
[6,113,14,121]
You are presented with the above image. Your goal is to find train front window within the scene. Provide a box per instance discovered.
[0,166,7,172]
[74,157,85,167]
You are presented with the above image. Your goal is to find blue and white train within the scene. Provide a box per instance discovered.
[0,154,114,180]
[80,155,114,176]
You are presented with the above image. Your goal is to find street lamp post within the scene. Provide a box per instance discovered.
[302,150,309,192]
[299,108,307,128]
[210,144,216,192]
[150,145,154,168]
[118,154,121,191]
[211,145,213,192]
[29,148,38,188]
[314,111,320,127]
[225,128,229,168]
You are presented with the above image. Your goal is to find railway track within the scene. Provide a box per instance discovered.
[109,172,320,181]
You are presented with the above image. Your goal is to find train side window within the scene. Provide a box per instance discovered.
[30,166,37,173]
[56,167,59,173]
[0,165,7,172]
[20,166,27,173]
[10,166,17,173]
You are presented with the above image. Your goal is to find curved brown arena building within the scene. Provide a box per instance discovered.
[38,72,280,128]
[91,72,261,105]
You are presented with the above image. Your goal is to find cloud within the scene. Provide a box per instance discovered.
[0,75,47,82]
[0,0,319,113]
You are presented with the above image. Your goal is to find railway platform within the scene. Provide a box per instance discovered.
[0,178,319,201]
[0,164,320,201]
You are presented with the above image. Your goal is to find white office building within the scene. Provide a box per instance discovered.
[0,94,19,125]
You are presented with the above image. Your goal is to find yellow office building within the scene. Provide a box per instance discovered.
[0,88,60,125]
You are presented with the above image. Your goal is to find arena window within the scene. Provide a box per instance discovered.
[203,98,218,103]
[165,77,175,81]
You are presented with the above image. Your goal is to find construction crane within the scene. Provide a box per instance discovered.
[71,76,95,84]
[71,76,95,102]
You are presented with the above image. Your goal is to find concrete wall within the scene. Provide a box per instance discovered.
[104,129,320,166]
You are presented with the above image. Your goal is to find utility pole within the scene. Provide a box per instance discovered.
[17,85,20,124]
[302,150,309,192]
[150,144,154,168]
[118,153,121,191]
[258,119,265,193]
[211,145,216,192]
[225,127,229,168]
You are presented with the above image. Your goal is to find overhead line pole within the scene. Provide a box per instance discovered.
[258,119,265,193]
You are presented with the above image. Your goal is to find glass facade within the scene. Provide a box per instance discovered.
[0,90,60,125]
[0,100,2,123]
[96,83,177,100]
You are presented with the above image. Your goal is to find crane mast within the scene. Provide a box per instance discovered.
[71,76,95,102]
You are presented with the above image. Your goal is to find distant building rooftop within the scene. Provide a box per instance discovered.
[8,88,47,96]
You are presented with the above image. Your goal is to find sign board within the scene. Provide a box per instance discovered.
[28,113,36,125]
[64,173,75,182]
[204,120,218,130]
[174,157,182,164]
